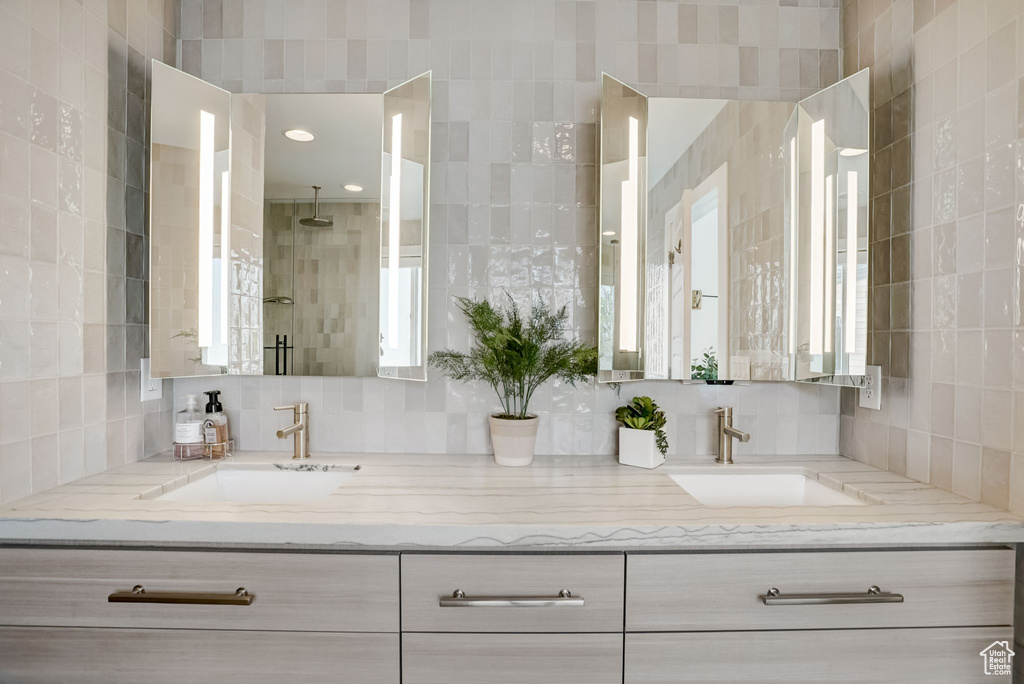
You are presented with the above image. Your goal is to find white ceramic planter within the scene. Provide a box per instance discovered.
[618,427,665,469]
[488,415,540,467]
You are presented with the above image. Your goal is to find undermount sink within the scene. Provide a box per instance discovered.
[155,465,357,504]
[668,469,867,507]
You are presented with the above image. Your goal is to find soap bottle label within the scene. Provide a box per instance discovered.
[175,422,203,443]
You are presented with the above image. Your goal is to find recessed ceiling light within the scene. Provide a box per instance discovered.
[602,231,616,236]
[283,129,315,142]
[839,147,867,156]
[343,184,364,192]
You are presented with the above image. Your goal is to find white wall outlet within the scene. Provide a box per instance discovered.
[140,358,163,402]
[611,370,632,382]
[858,365,882,410]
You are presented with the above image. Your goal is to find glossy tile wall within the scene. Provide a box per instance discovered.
[263,200,380,376]
[839,0,1024,513]
[173,0,844,457]
[0,0,179,504]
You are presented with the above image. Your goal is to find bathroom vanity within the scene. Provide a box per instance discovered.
[0,452,1020,683]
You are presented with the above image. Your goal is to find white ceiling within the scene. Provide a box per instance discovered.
[647,98,729,189]
[263,93,383,201]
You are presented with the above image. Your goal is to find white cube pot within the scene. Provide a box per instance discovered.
[618,427,665,469]
[489,415,540,467]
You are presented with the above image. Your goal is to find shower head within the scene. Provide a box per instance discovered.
[299,185,333,227]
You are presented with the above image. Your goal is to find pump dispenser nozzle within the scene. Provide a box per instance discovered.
[204,390,223,414]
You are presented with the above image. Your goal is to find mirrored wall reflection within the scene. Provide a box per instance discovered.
[647,99,796,382]
[263,199,380,376]
[599,74,648,382]
[260,93,383,376]
[150,61,235,378]
[599,69,870,384]
[787,69,871,381]
[378,72,431,381]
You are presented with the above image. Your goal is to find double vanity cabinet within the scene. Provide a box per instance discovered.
[0,546,1014,683]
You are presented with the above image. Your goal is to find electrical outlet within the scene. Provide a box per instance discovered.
[140,358,163,402]
[611,370,631,382]
[858,365,882,410]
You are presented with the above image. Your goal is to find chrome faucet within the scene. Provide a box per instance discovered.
[275,403,310,460]
[715,406,749,465]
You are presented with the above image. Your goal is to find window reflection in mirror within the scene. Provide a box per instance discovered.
[150,62,234,378]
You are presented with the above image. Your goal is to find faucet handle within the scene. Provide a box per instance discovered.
[716,406,732,417]
[274,402,308,413]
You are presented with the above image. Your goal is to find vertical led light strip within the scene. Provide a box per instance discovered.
[787,136,797,355]
[220,169,231,344]
[619,115,639,353]
[387,113,403,350]
[845,171,858,352]
[198,110,215,348]
[824,174,834,355]
[809,119,825,356]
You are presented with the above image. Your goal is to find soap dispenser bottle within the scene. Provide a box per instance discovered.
[174,394,205,459]
[202,390,230,458]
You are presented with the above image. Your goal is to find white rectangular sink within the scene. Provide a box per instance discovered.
[156,465,357,504]
[668,470,867,507]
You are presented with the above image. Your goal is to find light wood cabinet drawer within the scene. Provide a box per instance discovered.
[0,627,399,684]
[624,628,1012,683]
[626,549,1014,632]
[401,553,624,633]
[0,548,399,632]
[403,633,623,684]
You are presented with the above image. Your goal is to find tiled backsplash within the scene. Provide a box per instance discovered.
[172,0,845,459]
[839,0,1024,514]
[174,373,840,457]
[0,0,178,505]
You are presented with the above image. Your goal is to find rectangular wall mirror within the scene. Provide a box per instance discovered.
[377,72,431,382]
[150,62,236,378]
[598,74,648,383]
[787,71,870,381]
[261,93,383,377]
[149,65,432,380]
[598,70,870,384]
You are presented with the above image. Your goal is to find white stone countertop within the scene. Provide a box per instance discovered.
[0,451,1021,551]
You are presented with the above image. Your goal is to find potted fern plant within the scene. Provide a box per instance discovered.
[429,295,598,466]
[615,396,668,469]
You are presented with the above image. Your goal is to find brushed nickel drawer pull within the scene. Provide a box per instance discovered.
[108,585,255,606]
[439,589,584,608]
[762,585,904,605]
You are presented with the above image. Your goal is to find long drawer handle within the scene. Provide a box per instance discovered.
[108,585,255,606]
[762,585,903,606]
[439,589,584,608]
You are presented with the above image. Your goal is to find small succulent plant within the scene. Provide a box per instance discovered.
[615,396,669,456]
